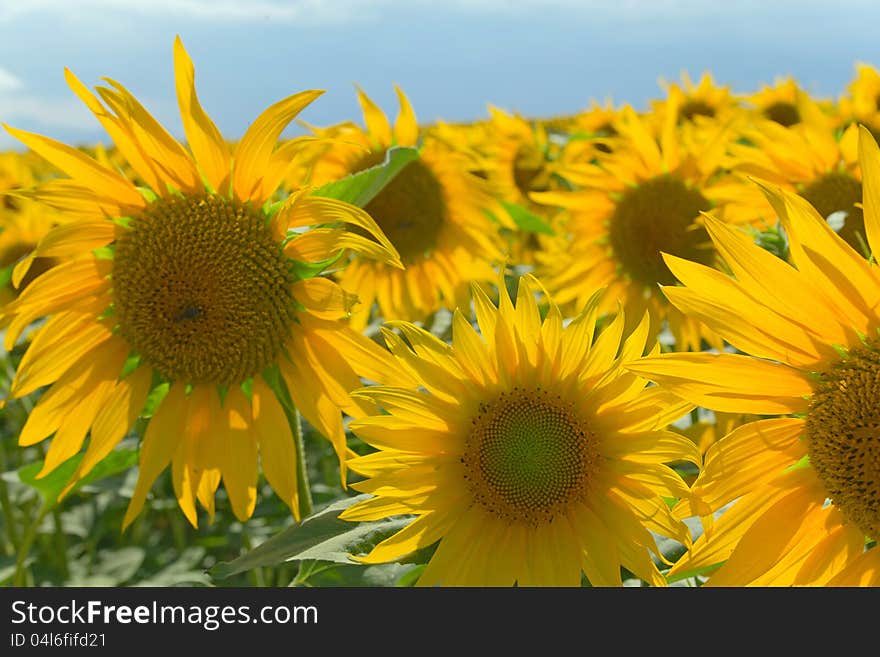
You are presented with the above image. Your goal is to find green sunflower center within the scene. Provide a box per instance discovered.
[113,195,294,386]
[800,172,866,254]
[362,159,446,264]
[763,101,801,127]
[679,100,716,122]
[463,388,598,525]
[607,174,713,287]
[807,345,880,540]
[513,145,551,195]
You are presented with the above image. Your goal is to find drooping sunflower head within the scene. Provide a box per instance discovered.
[530,100,737,351]
[0,37,406,528]
[627,126,880,585]
[339,274,698,586]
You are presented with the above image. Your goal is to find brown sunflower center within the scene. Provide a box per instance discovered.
[362,159,446,264]
[462,388,598,526]
[679,100,716,122]
[513,144,551,195]
[806,345,880,540]
[607,174,713,287]
[763,101,801,127]
[113,195,294,386]
[800,172,865,253]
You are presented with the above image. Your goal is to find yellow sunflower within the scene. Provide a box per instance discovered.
[475,106,570,263]
[840,62,880,138]
[0,37,408,529]
[744,77,806,127]
[299,87,505,329]
[0,152,67,305]
[339,274,698,586]
[0,202,65,306]
[722,100,867,253]
[653,71,740,126]
[531,97,738,351]
[626,126,880,586]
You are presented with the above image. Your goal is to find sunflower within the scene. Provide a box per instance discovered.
[840,62,880,139]
[298,87,505,329]
[626,126,880,585]
[0,37,408,528]
[744,77,806,127]
[568,99,626,156]
[475,106,570,263]
[721,100,867,253]
[652,71,740,127]
[0,152,66,305]
[339,274,698,586]
[531,97,738,351]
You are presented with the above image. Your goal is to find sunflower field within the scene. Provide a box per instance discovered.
[2,38,880,589]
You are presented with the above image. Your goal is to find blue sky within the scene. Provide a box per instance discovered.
[0,0,879,149]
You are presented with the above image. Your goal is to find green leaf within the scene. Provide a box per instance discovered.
[0,263,13,289]
[288,250,344,281]
[311,146,419,208]
[17,448,138,510]
[209,494,411,580]
[501,201,555,235]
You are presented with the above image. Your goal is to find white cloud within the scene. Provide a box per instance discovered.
[0,67,21,92]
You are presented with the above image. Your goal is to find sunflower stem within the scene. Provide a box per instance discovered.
[290,406,313,519]
[51,506,70,581]
[13,500,50,586]
[0,438,20,553]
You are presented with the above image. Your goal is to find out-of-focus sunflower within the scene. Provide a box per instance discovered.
[480,106,560,213]
[475,106,570,264]
[0,204,64,306]
[628,127,880,585]
[0,152,68,306]
[567,99,626,157]
[652,71,740,127]
[723,101,866,253]
[340,274,697,586]
[297,87,505,329]
[744,77,807,127]
[531,98,737,351]
[840,62,880,138]
[1,37,408,528]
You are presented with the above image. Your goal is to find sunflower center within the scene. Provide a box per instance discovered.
[607,174,713,287]
[462,388,598,525]
[763,101,801,127]
[513,145,550,195]
[806,345,880,539]
[800,172,865,253]
[362,159,446,264]
[113,195,294,386]
[679,100,715,122]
